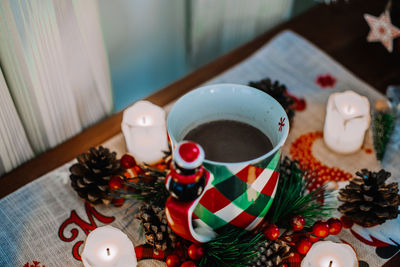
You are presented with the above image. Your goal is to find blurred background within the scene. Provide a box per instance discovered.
[99,0,317,111]
[0,0,317,175]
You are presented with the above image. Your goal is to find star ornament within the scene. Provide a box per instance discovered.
[364,11,400,52]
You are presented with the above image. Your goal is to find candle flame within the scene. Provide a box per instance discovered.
[137,115,153,126]
[342,104,356,116]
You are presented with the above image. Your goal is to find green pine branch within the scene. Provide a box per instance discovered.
[267,157,333,228]
[200,226,263,267]
[115,165,170,208]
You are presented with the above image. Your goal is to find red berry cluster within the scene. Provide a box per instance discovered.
[108,154,146,207]
[287,216,342,255]
[262,215,343,259]
[165,244,205,267]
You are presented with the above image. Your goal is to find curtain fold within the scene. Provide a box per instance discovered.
[0,0,112,156]
[187,0,293,68]
[0,0,112,175]
[0,0,293,176]
[0,66,34,176]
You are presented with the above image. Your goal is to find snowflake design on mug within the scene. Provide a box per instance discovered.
[278,117,286,132]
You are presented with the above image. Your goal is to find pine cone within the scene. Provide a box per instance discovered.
[249,239,293,267]
[249,78,295,123]
[280,157,300,180]
[135,204,179,252]
[280,156,317,189]
[70,146,122,205]
[338,169,400,227]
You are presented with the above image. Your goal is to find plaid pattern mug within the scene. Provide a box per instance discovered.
[166,84,289,243]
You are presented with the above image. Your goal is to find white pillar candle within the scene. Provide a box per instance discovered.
[323,90,370,154]
[301,241,358,267]
[82,226,137,267]
[122,100,168,165]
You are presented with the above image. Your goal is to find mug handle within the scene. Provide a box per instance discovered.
[165,171,216,243]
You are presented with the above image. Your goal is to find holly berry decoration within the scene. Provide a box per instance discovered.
[166,255,181,267]
[121,154,144,179]
[112,197,125,207]
[187,243,205,261]
[263,224,280,241]
[108,176,126,206]
[120,154,136,169]
[109,175,124,190]
[312,221,329,238]
[297,237,312,255]
[180,261,197,267]
[290,215,306,231]
[327,218,342,235]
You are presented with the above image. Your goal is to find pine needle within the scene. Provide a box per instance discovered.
[200,226,263,267]
[267,157,333,227]
[373,110,396,160]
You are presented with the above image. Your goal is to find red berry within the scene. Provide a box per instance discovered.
[290,215,306,231]
[180,261,197,267]
[312,221,329,238]
[112,198,125,207]
[109,176,123,190]
[297,238,312,255]
[340,216,354,229]
[188,244,205,260]
[120,154,136,169]
[263,224,280,241]
[327,218,342,235]
[133,165,144,175]
[166,255,180,267]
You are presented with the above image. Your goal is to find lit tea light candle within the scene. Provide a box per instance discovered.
[81,226,137,267]
[122,100,168,164]
[323,90,370,154]
[301,241,358,267]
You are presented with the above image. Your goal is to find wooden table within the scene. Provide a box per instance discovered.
[0,0,399,199]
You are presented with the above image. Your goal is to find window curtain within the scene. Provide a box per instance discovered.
[187,0,293,68]
[0,0,112,176]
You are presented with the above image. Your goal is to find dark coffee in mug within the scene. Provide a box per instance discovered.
[184,119,273,163]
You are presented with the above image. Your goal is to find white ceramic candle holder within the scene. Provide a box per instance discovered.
[323,90,370,154]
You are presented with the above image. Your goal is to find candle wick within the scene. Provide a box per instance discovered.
[107,248,110,256]
[328,260,333,267]
[142,117,146,124]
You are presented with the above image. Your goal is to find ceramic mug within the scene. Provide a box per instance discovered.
[166,83,289,243]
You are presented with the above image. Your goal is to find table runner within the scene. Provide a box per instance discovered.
[1,31,399,267]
